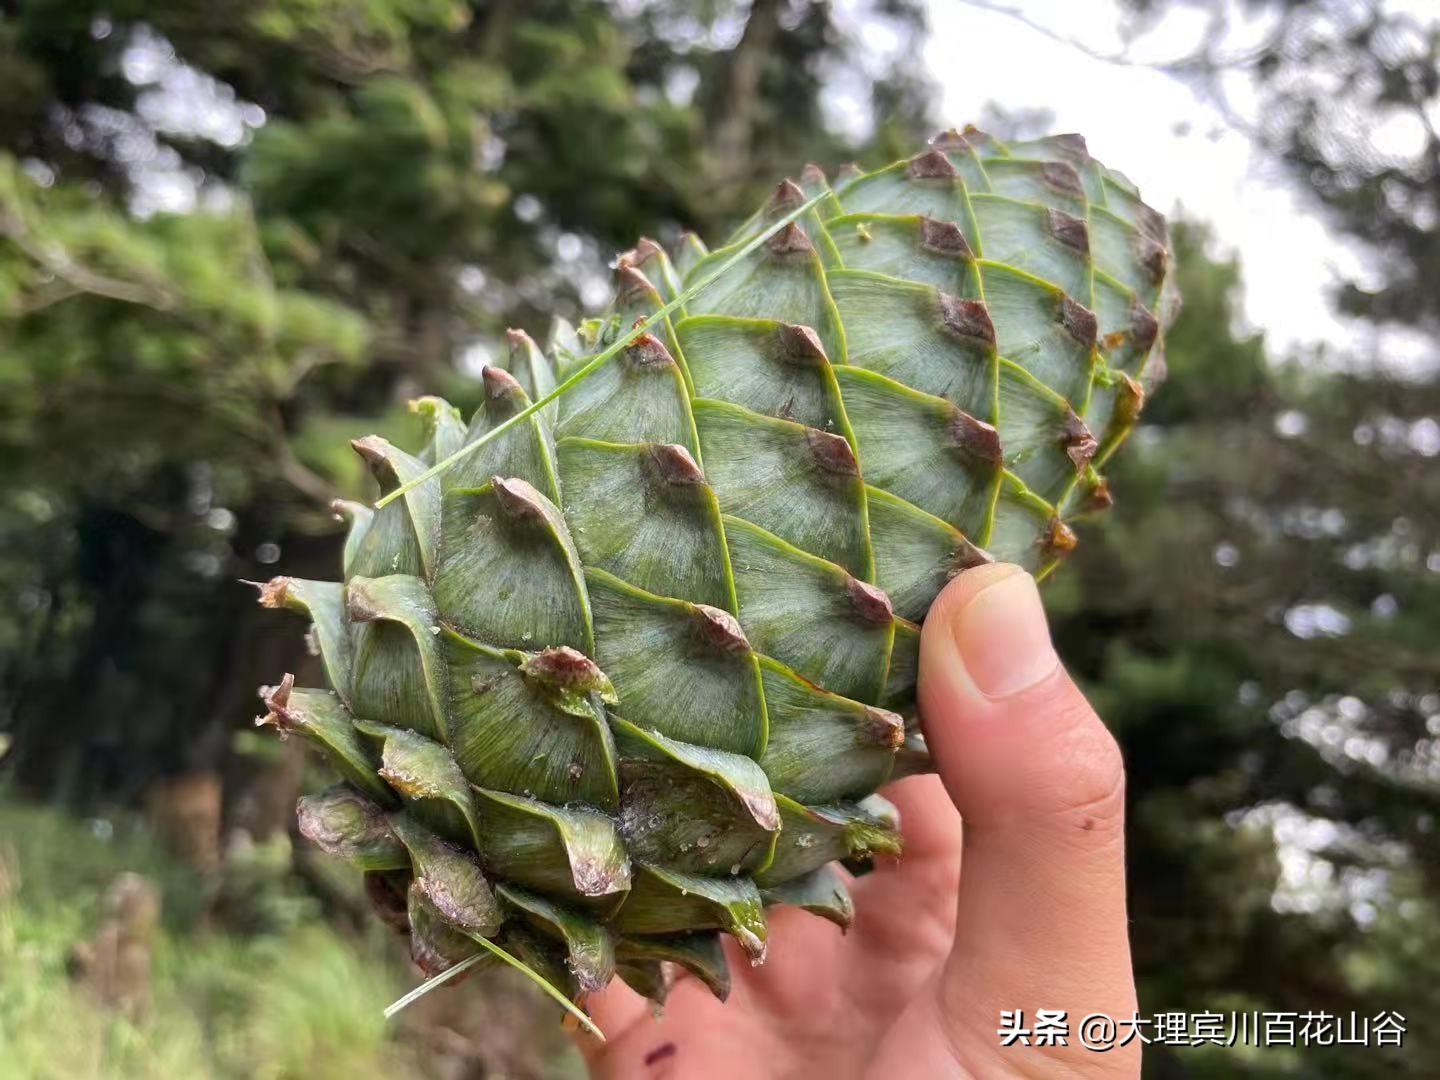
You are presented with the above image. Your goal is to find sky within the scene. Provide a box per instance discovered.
[884,0,1433,370]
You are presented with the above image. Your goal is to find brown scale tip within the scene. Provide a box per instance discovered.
[929,128,971,152]
[1042,162,1085,199]
[350,435,391,469]
[937,293,996,346]
[1134,202,1169,243]
[777,323,828,366]
[482,365,524,401]
[491,475,549,521]
[255,673,297,732]
[249,576,292,609]
[1059,296,1098,346]
[521,646,609,692]
[907,148,958,180]
[646,443,705,485]
[1043,518,1079,558]
[616,236,664,269]
[1113,373,1146,426]
[765,221,813,256]
[948,408,1003,464]
[345,582,381,624]
[919,217,973,258]
[949,536,995,575]
[615,264,657,303]
[768,178,807,213]
[834,162,863,184]
[1136,234,1169,285]
[1060,410,1099,472]
[799,162,827,188]
[693,604,750,653]
[961,124,997,148]
[846,577,894,624]
[1128,299,1160,355]
[1047,133,1091,162]
[861,705,906,749]
[1082,475,1114,513]
[624,331,675,369]
[1046,208,1089,253]
[505,327,537,352]
[805,427,859,476]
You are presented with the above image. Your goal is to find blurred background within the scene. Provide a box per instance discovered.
[0,0,1436,1076]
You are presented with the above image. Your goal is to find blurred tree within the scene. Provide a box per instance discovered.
[1079,3,1438,1074]
[0,0,932,801]
[1052,219,1438,1076]
[1117,0,1440,339]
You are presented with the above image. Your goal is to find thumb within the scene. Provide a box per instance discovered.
[916,562,1137,1069]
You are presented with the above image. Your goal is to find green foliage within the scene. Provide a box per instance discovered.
[0,798,584,1079]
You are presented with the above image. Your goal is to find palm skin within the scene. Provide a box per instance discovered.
[580,565,1142,1079]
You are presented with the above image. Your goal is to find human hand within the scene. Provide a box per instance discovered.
[580,563,1137,1079]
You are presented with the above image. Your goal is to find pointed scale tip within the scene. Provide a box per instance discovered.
[616,264,658,303]
[505,327,538,352]
[768,178,807,213]
[255,672,297,732]
[1048,132,1091,162]
[1061,411,1099,472]
[1129,300,1161,355]
[1059,296,1098,346]
[805,427,859,476]
[862,706,906,750]
[520,646,611,695]
[834,162,863,184]
[616,237,664,270]
[1134,202,1169,243]
[1136,234,1169,285]
[624,332,675,369]
[645,443,705,485]
[1046,208,1090,254]
[950,536,995,574]
[248,576,292,609]
[482,365,524,400]
[1083,475,1114,513]
[345,581,382,624]
[960,124,998,149]
[799,162,827,187]
[929,128,971,152]
[491,475,549,522]
[1043,518,1079,559]
[693,604,750,653]
[777,323,828,366]
[937,294,996,347]
[846,577,894,625]
[907,148,958,180]
[765,221,813,256]
[948,408,1003,465]
[918,216,972,259]
[1042,162,1085,199]
[1113,373,1146,427]
[350,435,391,468]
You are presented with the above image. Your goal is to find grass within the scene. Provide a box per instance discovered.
[0,799,584,1079]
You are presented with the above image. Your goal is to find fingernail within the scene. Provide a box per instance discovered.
[951,570,1058,699]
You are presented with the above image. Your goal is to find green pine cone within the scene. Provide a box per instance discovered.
[256,128,1175,1027]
